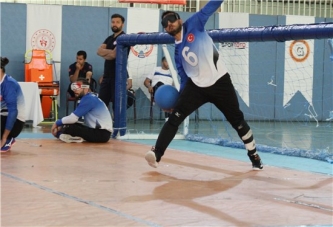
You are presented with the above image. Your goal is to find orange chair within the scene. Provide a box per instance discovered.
[25,49,59,121]
[25,49,53,83]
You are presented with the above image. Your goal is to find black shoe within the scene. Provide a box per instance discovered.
[248,153,263,170]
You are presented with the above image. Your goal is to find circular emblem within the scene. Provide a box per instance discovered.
[187,33,195,43]
[130,44,154,58]
[289,40,310,62]
[31,29,56,51]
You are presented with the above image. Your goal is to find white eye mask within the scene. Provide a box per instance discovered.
[71,82,89,91]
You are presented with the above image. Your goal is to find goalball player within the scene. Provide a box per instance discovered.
[51,79,113,143]
[145,0,263,170]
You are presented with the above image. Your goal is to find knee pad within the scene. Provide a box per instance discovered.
[234,120,250,138]
[168,109,186,127]
[235,120,256,151]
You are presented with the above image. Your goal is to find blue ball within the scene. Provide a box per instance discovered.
[154,85,179,109]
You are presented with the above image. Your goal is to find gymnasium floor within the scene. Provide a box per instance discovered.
[1,124,332,227]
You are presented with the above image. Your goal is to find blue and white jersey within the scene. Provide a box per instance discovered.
[175,0,227,92]
[73,93,113,132]
[148,66,173,87]
[0,74,26,130]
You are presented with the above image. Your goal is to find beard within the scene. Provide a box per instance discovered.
[167,23,182,37]
[112,26,121,33]
[75,90,85,99]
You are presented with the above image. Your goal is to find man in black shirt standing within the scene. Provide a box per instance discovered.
[97,13,126,109]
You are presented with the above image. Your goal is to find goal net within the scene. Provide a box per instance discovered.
[113,23,333,162]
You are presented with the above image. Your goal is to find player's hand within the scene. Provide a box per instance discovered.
[51,124,61,137]
[75,62,83,70]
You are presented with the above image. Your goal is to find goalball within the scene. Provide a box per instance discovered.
[154,85,179,110]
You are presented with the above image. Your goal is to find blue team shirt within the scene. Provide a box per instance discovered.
[175,0,227,92]
[0,74,25,130]
[73,93,113,132]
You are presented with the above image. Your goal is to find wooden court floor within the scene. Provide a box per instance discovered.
[1,139,332,227]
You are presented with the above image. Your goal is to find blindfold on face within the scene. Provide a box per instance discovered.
[71,82,89,91]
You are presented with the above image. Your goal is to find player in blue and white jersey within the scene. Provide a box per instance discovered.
[0,57,26,152]
[51,78,113,143]
[145,0,263,169]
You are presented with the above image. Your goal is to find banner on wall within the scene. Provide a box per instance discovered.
[26,5,62,81]
[284,16,314,107]
[26,4,62,104]
[126,8,160,99]
[219,13,250,107]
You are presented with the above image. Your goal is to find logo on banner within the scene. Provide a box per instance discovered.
[131,44,154,58]
[31,29,56,51]
[220,42,247,49]
[289,40,310,62]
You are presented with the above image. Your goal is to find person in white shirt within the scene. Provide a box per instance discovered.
[144,56,173,98]
[144,57,173,119]
[145,0,263,170]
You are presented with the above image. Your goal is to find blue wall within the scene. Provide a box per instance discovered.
[0,3,27,81]
[60,5,109,113]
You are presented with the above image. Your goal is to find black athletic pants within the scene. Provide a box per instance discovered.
[1,116,25,139]
[99,77,135,111]
[99,77,115,107]
[61,123,111,143]
[154,73,247,159]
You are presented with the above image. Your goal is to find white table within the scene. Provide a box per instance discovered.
[18,82,44,127]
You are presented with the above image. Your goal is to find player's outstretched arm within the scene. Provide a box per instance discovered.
[200,0,224,18]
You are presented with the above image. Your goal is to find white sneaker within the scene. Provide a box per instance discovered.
[59,134,84,143]
[145,150,158,168]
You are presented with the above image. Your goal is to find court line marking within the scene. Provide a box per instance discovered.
[1,172,162,227]
[274,197,333,212]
